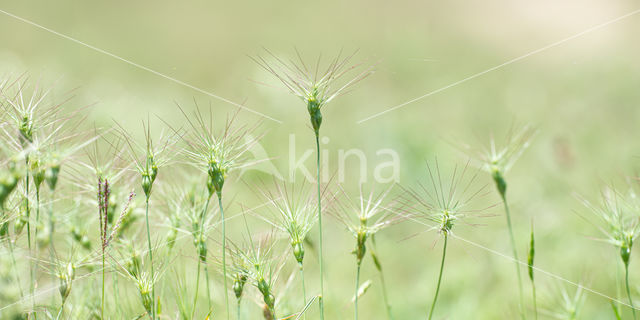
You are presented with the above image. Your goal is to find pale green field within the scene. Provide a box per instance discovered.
[1,1,640,319]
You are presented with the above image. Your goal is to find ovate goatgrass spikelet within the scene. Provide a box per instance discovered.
[237,226,282,320]
[254,49,375,319]
[47,252,79,320]
[258,180,318,314]
[118,240,167,320]
[579,183,640,319]
[459,125,535,319]
[332,184,397,320]
[400,159,492,320]
[117,119,178,320]
[177,103,261,319]
[0,75,73,319]
[228,242,252,320]
[172,182,217,319]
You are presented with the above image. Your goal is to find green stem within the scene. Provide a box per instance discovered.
[34,189,40,318]
[355,262,361,320]
[55,299,66,320]
[531,281,537,320]
[612,300,622,320]
[217,194,230,320]
[49,190,57,308]
[315,133,325,320]
[192,196,211,318]
[237,298,241,320]
[428,233,448,320]
[48,189,55,253]
[102,247,105,320]
[299,264,306,319]
[192,260,202,319]
[144,198,156,320]
[24,157,35,319]
[625,264,636,320]
[502,197,525,319]
[204,264,212,313]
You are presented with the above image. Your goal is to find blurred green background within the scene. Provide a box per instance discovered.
[1,1,640,318]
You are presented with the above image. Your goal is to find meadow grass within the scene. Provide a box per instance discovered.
[0,61,638,320]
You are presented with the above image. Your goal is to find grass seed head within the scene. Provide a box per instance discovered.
[172,184,213,261]
[253,49,375,135]
[177,105,261,198]
[233,271,249,300]
[0,76,69,153]
[119,244,163,317]
[580,183,640,267]
[58,262,76,302]
[135,272,155,315]
[260,181,317,266]
[229,242,252,301]
[458,125,536,199]
[400,159,493,237]
[30,152,46,192]
[333,184,397,265]
[116,120,177,200]
[235,229,281,316]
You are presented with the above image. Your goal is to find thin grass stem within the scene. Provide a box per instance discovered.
[192,196,211,319]
[192,259,202,319]
[204,264,212,313]
[299,264,307,320]
[315,133,325,320]
[102,247,105,320]
[237,298,241,320]
[625,264,636,320]
[531,281,537,320]
[218,194,230,320]
[55,299,66,320]
[49,189,57,308]
[144,198,156,320]
[34,189,41,318]
[502,197,525,319]
[355,262,361,320]
[428,233,448,320]
[25,156,35,319]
